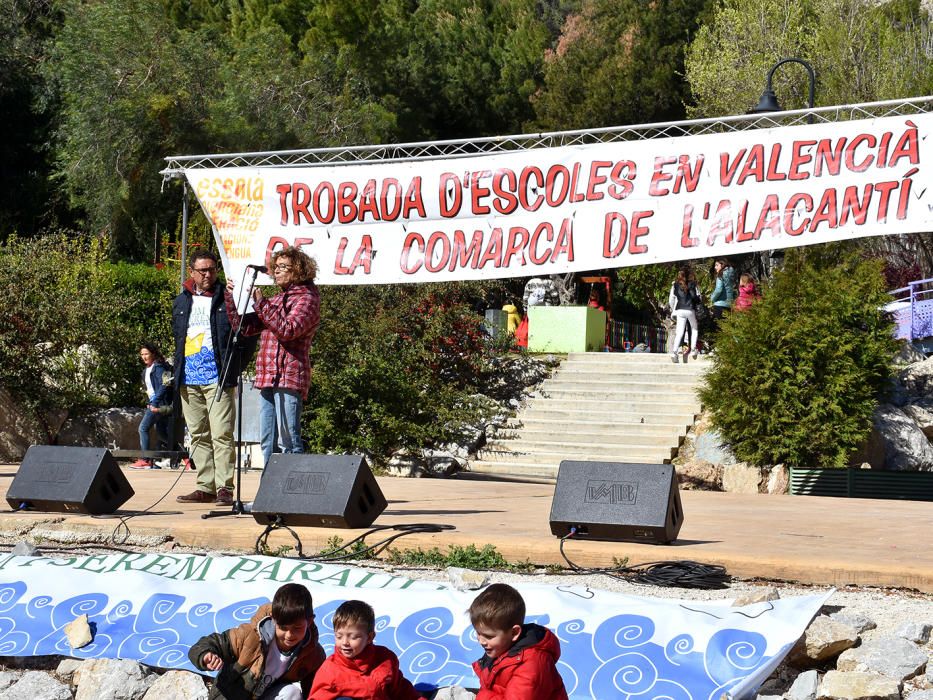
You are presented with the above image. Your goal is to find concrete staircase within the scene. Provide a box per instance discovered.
[466,352,707,481]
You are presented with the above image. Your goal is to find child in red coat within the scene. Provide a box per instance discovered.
[469,583,568,700]
[734,273,761,311]
[308,600,421,700]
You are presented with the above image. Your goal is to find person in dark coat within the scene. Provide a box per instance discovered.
[172,250,253,505]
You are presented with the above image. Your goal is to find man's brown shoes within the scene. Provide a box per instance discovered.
[176,490,215,504]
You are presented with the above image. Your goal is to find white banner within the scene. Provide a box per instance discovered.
[185,114,932,286]
[0,553,829,699]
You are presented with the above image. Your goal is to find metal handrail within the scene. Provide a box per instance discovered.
[888,277,933,342]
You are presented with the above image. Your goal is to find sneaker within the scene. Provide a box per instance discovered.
[670,352,679,364]
[129,459,154,469]
[176,490,215,504]
[215,488,234,506]
[154,458,170,469]
[692,350,699,360]
[183,458,195,471]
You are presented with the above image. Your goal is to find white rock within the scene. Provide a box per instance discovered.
[141,671,207,700]
[10,542,39,557]
[792,616,859,664]
[893,621,931,644]
[55,659,84,684]
[64,614,93,649]
[73,658,154,700]
[788,670,821,700]
[723,462,764,493]
[0,671,72,700]
[836,636,928,682]
[732,588,781,606]
[0,674,18,693]
[872,404,933,471]
[830,612,877,634]
[446,567,488,591]
[817,670,900,700]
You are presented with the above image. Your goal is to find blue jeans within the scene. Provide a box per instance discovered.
[138,408,170,451]
[259,388,304,468]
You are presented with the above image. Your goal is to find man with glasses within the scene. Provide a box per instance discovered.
[226,246,320,469]
[172,250,248,505]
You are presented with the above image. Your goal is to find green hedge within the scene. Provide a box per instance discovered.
[698,248,897,468]
[0,233,176,435]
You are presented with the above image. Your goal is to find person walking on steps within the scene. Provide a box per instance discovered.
[173,250,252,506]
[668,266,701,363]
[710,258,736,326]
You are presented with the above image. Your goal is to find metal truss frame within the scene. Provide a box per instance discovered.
[162,96,933,179]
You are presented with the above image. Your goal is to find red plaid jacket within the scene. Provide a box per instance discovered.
[225,282,320,399]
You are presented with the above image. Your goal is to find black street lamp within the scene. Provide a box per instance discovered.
[749,57,816,124]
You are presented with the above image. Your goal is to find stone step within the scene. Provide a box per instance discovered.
[521,398,700,423]
[479,441,675,462]
[561,354,712,368]
[518,405,697,423]
[530,389,701,407]
[465,460,559,480]
[538,380,703,395]
[550,368,706,383]
[498,421,686,440]
[475,449,673,467]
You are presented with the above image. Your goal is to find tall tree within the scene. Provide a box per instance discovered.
[0,0,71,237]
[685,0,933,278]
[532,0,713,131]
[45,0,391,259]
[685,0,933,118]
[302,0,554,139]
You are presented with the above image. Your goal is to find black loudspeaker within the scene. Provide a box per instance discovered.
[7,446,135,515]
[251,454,387,528]
[549,461,683,544]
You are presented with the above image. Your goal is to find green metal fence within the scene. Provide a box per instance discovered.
[789,467,933,501]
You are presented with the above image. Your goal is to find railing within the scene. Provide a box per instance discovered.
[608,320,668,352]
[887,278,933,341]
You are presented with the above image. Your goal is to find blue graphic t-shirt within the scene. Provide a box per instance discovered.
[184,294,218,385]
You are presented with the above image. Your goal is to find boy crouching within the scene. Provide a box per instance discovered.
[189,583,325,700]
[469,583,568,700]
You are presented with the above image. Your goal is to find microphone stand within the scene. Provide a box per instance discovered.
[203,267,260,519]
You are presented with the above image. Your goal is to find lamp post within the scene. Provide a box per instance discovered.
[749,57,816,124]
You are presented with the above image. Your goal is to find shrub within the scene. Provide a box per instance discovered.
[304,281,503,460]
[698,247,897,468]
[0,233,181,437]
[96,261,178,406]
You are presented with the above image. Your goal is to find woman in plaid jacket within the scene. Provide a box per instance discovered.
[226,246,320,468]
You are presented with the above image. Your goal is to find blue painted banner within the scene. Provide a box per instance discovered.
[0,553,828,699]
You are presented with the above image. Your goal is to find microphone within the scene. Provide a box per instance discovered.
[246,264,268,274]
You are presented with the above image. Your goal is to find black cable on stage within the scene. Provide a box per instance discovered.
[255,522,456,561]
[559,529,730,590]
[91,463,189,545]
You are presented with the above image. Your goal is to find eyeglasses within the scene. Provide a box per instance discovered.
[192,267,217,275]
[273,264,293,272]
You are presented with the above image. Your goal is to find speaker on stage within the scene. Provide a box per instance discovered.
[549,461,683,544]
[251,454,387,528]
[6,446,135,515]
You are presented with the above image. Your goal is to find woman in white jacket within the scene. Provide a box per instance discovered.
[668,266,701,363]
